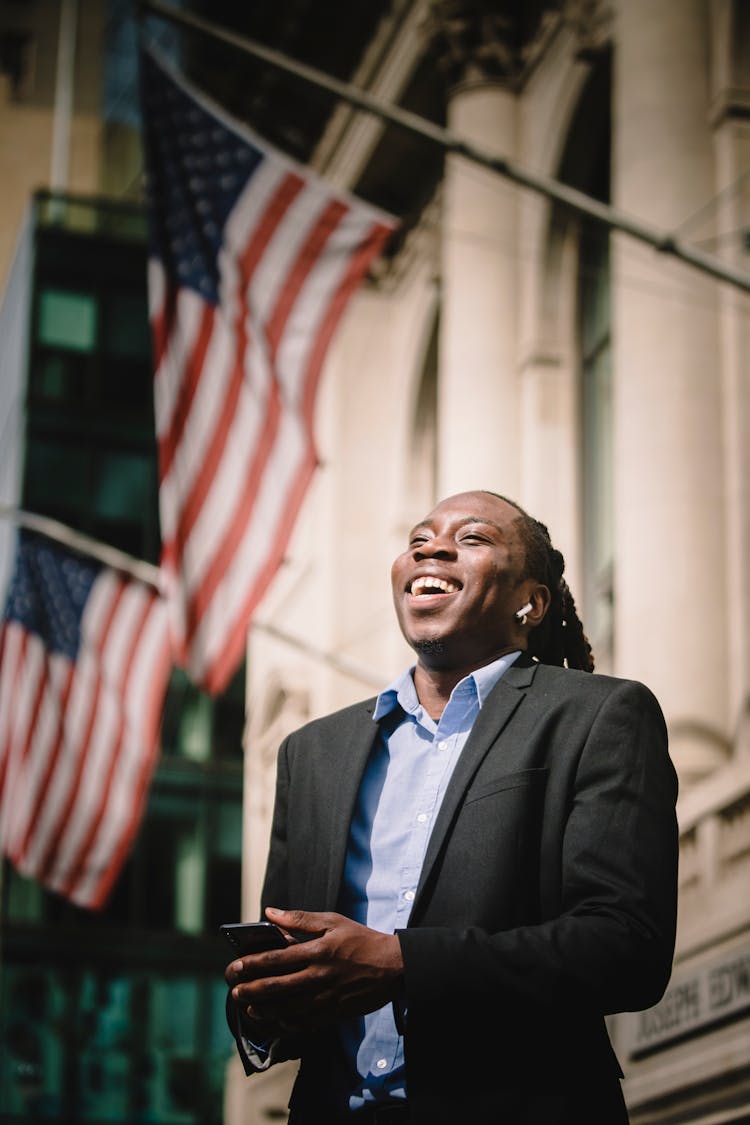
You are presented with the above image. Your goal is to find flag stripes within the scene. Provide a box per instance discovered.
[142,47,396,693]
[0,540,172,909]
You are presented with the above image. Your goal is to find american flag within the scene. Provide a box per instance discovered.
[140,48,397,694]
[0,530,172,909]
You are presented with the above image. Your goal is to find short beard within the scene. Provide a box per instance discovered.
[412,637,448,660]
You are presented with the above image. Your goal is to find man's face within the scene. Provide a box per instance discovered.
[391,491,533,672]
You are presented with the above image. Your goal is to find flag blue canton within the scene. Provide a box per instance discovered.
[140,50,264,304]
[3,531,100,661]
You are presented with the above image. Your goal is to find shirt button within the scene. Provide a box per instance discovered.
[404,890,415,902]
[438,739,448,751]
[376,1058,388,1070]
[417,813,427,824]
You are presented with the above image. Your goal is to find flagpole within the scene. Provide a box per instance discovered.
[250,622,384,690]
[0,507,385,690]
[49,0,78,200]
[0,506,163,589]
[137,0,750,297]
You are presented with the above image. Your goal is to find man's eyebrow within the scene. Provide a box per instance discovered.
[455,516,506,534]
[408,516,506,536]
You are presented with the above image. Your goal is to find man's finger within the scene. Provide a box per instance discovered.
[224,941,315,985]
[234,962,323,1005]
[265,906,333,934]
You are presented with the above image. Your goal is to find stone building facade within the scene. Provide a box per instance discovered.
[232,2,750,1122]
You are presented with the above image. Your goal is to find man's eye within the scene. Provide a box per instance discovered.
[460,534,488,544]
[410,536,428,547]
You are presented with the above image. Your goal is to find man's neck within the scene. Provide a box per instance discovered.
[411,666,460,720]
[413,651,518,721]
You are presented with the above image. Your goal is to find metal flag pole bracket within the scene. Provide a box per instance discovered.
[137,0,750,296]
[0,507,385,690]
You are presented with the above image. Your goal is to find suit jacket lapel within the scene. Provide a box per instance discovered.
[322,700,380,908]
[412,657,538,913]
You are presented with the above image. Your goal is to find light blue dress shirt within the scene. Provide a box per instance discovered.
[337,651,521,1110]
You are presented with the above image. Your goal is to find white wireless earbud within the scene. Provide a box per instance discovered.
[515,602,533,623]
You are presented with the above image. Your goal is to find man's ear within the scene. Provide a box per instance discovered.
[527,584,551,626]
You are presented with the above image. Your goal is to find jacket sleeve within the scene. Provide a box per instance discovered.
[260,734,294,912]
[227,736,303,1073]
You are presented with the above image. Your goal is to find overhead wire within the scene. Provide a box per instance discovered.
[137,0,750,296]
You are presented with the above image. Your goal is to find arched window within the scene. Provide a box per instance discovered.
[552,51,613,669]
[579,218,613,668]
[407,308,439,513]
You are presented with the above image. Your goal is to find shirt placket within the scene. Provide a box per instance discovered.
[395,688,476,926]
[361,683,480,1089]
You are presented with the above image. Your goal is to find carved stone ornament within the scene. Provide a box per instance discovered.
[425,0,522,88]
[563,0,613,59]
[245,674,309,774]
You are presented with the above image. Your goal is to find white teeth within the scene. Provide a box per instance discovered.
[410,575,458,596]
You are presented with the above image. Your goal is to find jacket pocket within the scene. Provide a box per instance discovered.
[464,767,548,805]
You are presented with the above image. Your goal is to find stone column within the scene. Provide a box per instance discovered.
[612,0,729,781]
[711,0,750,757]
[431,3,521,498]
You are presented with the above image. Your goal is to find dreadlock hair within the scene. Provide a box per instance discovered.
[483,492,595,673]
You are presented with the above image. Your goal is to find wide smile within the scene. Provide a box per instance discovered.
[406,574,462,603]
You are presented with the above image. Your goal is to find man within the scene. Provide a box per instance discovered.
[225,491,678,1124]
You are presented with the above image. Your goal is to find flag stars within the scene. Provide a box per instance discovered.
[13,591,32,619]
[5,532,99,657]
[141,53,266,301]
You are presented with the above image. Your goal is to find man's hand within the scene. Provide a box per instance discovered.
[224,908,404,1034]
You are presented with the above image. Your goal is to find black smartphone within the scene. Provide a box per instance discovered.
[220,921,289,956]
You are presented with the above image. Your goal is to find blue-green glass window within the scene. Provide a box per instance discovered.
[38,289,97,351]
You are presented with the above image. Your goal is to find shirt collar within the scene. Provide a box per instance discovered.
[373,650,522,722]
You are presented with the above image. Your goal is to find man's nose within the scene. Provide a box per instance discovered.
[414,535,455,559]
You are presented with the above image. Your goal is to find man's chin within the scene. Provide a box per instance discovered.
[411,637,449,661]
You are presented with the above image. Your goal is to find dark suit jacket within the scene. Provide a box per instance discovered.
[243,655,679,1124]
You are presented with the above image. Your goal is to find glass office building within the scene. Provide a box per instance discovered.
[0,191,245,1125]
